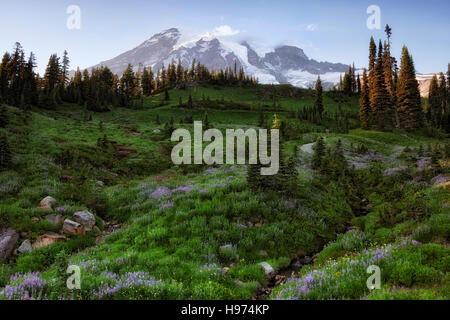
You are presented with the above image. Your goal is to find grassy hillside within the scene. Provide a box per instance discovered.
[0,84,449,300]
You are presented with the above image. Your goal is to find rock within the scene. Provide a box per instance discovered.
[31,217,40,223]
[258,262,274,276]
[0,228,19,261]
[73,211,96,231]
[233,280,246,287]
[220,244,233,251]
[62,219,85,235]
[39,196,56,211]
[44,214,64,227]
[153,129,161,134]
[17,240,32,253]
[222,267,230,274]
[33,232,67,248]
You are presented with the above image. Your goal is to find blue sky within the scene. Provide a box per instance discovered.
[0,0,448,74]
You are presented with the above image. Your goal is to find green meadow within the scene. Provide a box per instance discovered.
[0,84,449,300]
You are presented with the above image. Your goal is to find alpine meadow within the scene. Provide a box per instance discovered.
[0,0,449,309]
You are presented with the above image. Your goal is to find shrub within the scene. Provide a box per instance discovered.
[316,230,369,264]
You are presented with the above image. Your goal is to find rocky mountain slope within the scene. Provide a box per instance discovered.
[88,28,349,89]
[86,28,439,93]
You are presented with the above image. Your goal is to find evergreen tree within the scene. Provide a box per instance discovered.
[60,50,70,89]
[0,53,10,104]
[370,54,393,130]
[381,25,397,127]
[343,72,351,95]
[351,63,356,93]
[369,37,377,73]
[43,54,60,94]
[357,74,361,94]
[427,74,440,127]
[141,67,150,96]
[396,46,423,130]
[314,76,324,118]
[120,64,136,104]
[359,69,370,129]
[438,72,447,128]
[312,136,326,170]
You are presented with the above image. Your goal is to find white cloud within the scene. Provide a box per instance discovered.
[213,25,240,37]
[306,24,318,31]
[175,25,242,50]
[206,25,240,38]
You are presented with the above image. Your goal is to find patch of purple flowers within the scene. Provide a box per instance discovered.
[92,272,164,300]
[0,272,47,300]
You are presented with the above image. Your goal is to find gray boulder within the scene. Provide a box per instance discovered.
[0,228,19,261]
[39,196,56,211]
[62,219,85,235]
[258,262,275,276]
[17,240,32,253]
[44,214,64,227]
[73,211,96,231]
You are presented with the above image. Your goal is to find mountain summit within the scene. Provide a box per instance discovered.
[89,28,349,88]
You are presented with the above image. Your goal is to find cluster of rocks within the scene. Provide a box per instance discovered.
[0,196,100,262]
[232,217,267,229]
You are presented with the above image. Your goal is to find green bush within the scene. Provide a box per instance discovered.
[316,230,369,264]
[0,263,11,287]
[14,234,96,273]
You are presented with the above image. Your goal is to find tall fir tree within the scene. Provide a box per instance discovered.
[396,46,423,130]
[314,76,324,118]
[438,72,447,129]
[427,74,440,127]
[312,136,326,170]
[370,54,393,130]
[368,37,377,73]
[359,69,371,129]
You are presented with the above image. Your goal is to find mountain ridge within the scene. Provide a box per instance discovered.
[86,27,349,89]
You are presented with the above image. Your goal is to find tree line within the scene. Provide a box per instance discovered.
[359,25,449,132]
[426,67,450,132]
[0,42,257,112]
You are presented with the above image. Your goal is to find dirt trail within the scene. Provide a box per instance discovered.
[300,142,315,154]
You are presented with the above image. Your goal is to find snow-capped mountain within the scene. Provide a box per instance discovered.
[88,28,349,89]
